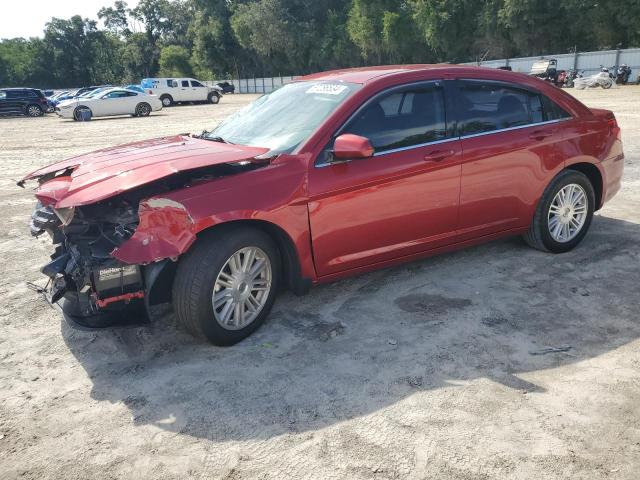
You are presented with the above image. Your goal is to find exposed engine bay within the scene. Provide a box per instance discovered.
[27,161,266,326]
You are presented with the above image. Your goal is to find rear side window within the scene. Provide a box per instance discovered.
[181,80,189,87]
[541,95,571,121]
[166,80,177,88]
[456,81,543,136]
[6,90,23,99]
[0,91,6,100]
[343,83,448,152]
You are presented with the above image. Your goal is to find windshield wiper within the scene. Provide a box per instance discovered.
[195,130,231,144]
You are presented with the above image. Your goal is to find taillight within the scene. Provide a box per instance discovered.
[148,90,153,95]
[608,117,621,140]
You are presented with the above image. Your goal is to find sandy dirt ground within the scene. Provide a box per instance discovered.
[0,88,639,480]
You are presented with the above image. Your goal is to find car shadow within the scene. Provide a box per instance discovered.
[61,214,640,442]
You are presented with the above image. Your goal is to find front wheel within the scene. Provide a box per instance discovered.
[602,79,613,89]
[208,92,220,104]
[172,227,280,345]
[524,170,595,253]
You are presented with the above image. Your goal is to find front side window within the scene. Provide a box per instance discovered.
[207,81,360,154]
[457,81,543,136]
[191,80,204,87]
[342,83,448,152]
[104,91,127,99]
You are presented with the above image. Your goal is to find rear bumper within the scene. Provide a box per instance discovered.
[601,152,625,206]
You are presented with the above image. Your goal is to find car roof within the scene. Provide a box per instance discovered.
[297,64,537,84]
[0,87,40,91]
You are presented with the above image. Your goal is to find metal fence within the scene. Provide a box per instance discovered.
[204,76,297,94]
[207,48,640,93]
[462,48,640,82]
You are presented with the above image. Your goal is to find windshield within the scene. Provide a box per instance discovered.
[206,81,360,154]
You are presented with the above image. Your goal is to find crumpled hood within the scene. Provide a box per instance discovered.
[19,135,270,208]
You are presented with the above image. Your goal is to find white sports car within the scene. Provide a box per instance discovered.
[55,87,163,120]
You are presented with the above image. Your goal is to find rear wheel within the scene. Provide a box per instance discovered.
[26,104,43,117]
[524,170,595,253]
[173,227,280,345]
[602,79,613,89]
[135,102,151,117]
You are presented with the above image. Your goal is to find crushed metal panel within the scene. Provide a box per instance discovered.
[112,197,197,264]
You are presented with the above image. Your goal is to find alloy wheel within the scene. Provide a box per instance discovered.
[27,106,41,117]
[211,246,272,330]
[547,183,588,242]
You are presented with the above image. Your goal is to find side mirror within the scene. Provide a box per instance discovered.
[333,134,374,160]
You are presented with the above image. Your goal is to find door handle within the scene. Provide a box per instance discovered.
[423,149,456,162]
[529,130,553,141]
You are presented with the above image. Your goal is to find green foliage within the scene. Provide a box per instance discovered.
[1,0,639,88]
[159,44,193,76]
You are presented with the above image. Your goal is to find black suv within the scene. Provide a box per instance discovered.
[0,88,49,117]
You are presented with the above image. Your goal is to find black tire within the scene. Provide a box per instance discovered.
[25,104,43,117]
[524,170,595,253]
[208,92,220,104]
[172,226,280,345]
[602,79,613,89]
[135,102,151,117]
[73,106,92,121]
[160,94,173,107]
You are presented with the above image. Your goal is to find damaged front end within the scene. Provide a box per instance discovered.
[31,188,151,326]
[20,135,272,327]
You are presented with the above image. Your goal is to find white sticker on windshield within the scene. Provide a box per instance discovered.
[305,84,348,95]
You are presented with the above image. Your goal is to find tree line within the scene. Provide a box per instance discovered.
[1,0,639,88]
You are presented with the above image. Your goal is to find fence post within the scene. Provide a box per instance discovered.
[614,48,621,68]
[573,51,579,71]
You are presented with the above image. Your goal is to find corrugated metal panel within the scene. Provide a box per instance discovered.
[576,50,617,73]
[619,49,640,82]
[209,48,640,93]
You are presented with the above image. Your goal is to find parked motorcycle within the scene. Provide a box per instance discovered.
[615,64,632,84]
[563,69,579,88]
[574,70,614,90]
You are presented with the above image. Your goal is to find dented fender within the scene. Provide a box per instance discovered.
[112,197,197,264]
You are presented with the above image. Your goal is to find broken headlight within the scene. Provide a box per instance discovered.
[53,206,75,226]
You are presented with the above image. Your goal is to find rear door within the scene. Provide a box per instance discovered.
[179,79,194,101]
[453,80,567,240]
[308,81,463,276]
[5,90,25,114]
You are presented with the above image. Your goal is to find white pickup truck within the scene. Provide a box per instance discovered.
[141,78,223,107]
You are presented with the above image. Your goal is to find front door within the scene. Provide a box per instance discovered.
[308,81,462,277]
[190,80,209,101]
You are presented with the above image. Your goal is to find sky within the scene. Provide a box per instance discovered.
[0,0,140,39]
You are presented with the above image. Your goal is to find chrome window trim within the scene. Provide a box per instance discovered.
[373,136,459,157]
[317,117,570,166]
[458,117,570,141]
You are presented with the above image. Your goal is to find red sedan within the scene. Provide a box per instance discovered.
[20,65,624,345]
